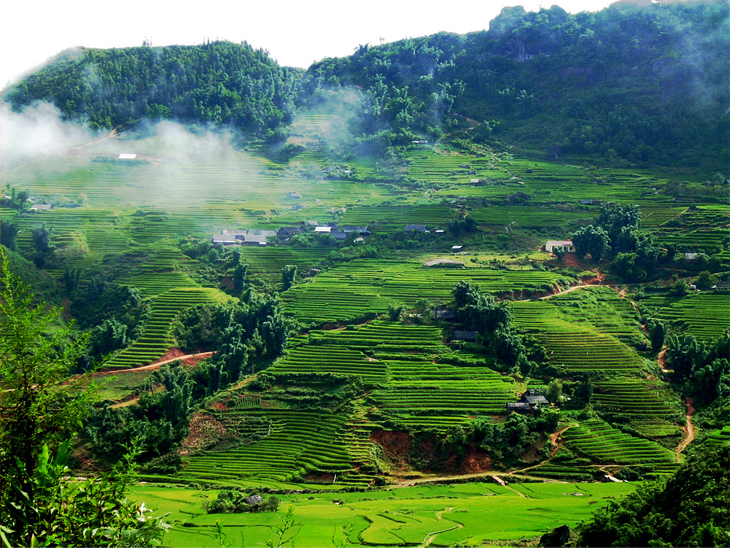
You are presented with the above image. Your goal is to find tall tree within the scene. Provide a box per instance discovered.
[0,220,20,251]
[0,247,91,504]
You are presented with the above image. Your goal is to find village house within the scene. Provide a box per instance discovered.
[29,204,53,212]
[341,225,370,235]
[314,226,333,234]
[434,308,457,321]
[545,240,574,253]
[451,330,478,342]
[277,226,303,239]
[243,495,263,506]
[211,229,277,246]
[506,389,549,413]
[404,224,427,233]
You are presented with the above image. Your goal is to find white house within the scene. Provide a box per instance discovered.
[545,240,575,253]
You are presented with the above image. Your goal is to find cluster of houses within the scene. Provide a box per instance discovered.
[211,224,372,246]
[211,222,464,247]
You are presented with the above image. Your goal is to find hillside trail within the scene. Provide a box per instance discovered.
[419,507,462,548]
[62,127,119,155]
[393,471,552,490]
[676,397,696,459]
[95,351,214,376]
[657,347,670,373]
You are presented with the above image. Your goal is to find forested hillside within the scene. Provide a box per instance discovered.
[306,0,729,168]
[4,0,728,167]
[5,41,301,136]
[1,1,728,545]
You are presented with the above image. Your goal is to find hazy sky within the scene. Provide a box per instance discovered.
[2,0,616,90]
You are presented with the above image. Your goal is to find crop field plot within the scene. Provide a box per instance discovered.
[467,205,594,228]
[546,286,646,344]
[706,425,730,448]
[592,378,680,419]
[269,345,388,384]
[103,287,227,369]
[129,481,636,547]
[174,409,356,488]
[338,204,454,230]
[235,245,332,281]
[283,259,567,325]
[512,296,645,373]
[561,418,677,466]
[641,292,730,340]
[279,321,518,431]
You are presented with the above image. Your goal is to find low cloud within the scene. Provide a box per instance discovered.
[0,101,96,171]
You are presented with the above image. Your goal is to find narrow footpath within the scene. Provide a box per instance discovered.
[676,397,696,460]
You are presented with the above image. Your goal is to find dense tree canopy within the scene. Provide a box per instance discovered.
[576,444,730,547]
[6,41,301,136]
[4,1,726,166]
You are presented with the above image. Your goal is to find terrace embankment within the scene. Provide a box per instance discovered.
[371,431,494,477]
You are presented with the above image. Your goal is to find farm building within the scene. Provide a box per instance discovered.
[211,229,276,246]
[212,230,246,245]
[118,153,137,160]
[341,225,370,235]
[545,240,574,253]
[405,224,427,233]
[29,204,53,212]
[713,281,730,291]
[277,226,303,239]
[314,226,332,233]
[507,389,549,413]
[434,308,456,321]
[451,330,478,342]
[243,495,263,506]
[244,229,277,245]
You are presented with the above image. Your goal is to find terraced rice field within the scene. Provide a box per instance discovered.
[592,379,679,418]
[175,409,356,487]
[269,346,388,384]
[561,418,677,465]
[283,259,567,325]
[641,292,730,340]
[706,426,730,448]
[103,286,227,369]
[512,297,645,373]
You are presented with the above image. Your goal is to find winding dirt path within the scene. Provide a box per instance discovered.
[657,347,670,373]
[419,507,462,548]
[676,397,696,459]
[95,351,214,375]
[62,127,119,156]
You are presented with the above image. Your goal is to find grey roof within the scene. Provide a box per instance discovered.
[342,225,370,234]
[434,309,456,320]
[521,389,549,406]
[212,234,238,244]
[405,224,427,232]
[243,495,263,505]
[452,330,478,342]
[507,402,532,411]
[278,226,302,237]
